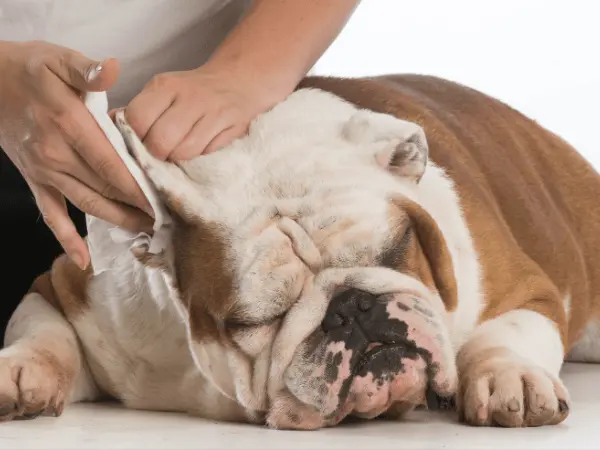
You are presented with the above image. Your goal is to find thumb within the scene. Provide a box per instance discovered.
[49,50,120,92]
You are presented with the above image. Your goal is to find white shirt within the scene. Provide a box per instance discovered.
[0,0,252,107]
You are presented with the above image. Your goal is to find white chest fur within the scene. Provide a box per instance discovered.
[70,253,246,421]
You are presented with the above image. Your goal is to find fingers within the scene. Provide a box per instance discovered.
[140,98,202,161]
[122,69,255,162]
[29,182,89,270]
[47,49,120,92]
[171,114,245,161]
[54,98,153,215]
[125,87,174,144]
[28,123,152,216]
[49,171,154,235]
[34,61,153,216]
[66,150,139,207]
[30,170,154,272]
[204,124,247,155]
[4,41,155,270]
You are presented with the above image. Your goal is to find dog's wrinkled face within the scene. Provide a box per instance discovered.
[116,88,458,429]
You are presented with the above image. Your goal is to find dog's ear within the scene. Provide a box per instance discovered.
[114,109,209,222]
[397,197,457,311]
[342,110,428,183]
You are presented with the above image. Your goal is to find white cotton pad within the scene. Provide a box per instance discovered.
[83,91,172,275]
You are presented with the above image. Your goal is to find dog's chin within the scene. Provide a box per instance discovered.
[266,291,457,430]
[268,341,430,430]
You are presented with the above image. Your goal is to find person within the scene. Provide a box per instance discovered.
[0,0,360,335]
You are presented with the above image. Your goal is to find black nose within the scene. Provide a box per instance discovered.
[322,288,377,332]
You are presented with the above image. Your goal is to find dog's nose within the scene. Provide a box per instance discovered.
[322,288,377,332]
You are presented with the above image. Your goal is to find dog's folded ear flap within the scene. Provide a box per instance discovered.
[114,109,209,222]
[342,110,429,183]
[396,197,458,311]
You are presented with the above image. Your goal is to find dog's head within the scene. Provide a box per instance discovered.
[116,88,458,429]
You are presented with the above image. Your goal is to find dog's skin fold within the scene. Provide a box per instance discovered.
[1,74,599,430]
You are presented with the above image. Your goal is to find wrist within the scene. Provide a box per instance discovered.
[202,52,300,107]
[0,41,15,59]
[0,41,18,78]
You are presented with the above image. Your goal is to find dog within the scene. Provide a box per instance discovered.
[1,74,598,430]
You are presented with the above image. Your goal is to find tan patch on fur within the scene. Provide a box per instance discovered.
[131,246,169,271]
[170,214,233,343]
[29,272,59,311]
[49,254,92,319]
[388,198,458,311]
[402,233,438,300]
[146,185,234,342]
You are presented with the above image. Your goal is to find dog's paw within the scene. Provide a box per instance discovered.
[457,348,570,427]
[0,347,68,421]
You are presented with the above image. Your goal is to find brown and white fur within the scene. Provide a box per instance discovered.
[2,74,598,429]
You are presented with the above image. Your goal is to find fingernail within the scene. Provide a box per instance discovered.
[85,61,104,83]
[71,253,87,270]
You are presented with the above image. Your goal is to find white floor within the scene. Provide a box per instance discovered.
[1,363,599,449]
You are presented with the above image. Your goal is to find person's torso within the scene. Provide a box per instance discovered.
[0,0,252,107]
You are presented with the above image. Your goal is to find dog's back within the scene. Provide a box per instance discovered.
[300,74,600,349]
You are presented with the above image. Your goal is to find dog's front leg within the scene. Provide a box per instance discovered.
[456,306,570,427]
[0,283,99,421]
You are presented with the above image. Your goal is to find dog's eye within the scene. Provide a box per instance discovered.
[224,319,246,331]
[225,313,284,330]
[229,317,282,357]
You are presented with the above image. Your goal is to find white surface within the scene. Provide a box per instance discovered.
[313,0,600,170]
[1,363,599,449]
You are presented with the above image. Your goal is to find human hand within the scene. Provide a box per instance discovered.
[0,40,152,270]
[124,62,284,161]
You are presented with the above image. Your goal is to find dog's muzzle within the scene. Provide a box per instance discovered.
[266,268,457,430]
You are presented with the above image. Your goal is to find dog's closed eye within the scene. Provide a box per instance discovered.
[229,319,282,358]
[225,313,284,330]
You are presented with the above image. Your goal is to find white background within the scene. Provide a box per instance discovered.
[313,0,599,169]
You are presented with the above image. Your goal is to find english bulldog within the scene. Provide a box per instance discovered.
[1,74,598,430]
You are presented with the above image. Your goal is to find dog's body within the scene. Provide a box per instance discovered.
[2,75,599,429]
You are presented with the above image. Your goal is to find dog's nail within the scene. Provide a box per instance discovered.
[507,398,521,412]
[22,408,45,420]
[558,399,569,413]
[54,402,65,417]
[476,405,488,422]
[0,403,16,417]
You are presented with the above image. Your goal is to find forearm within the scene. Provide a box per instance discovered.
[205,0,360,95]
